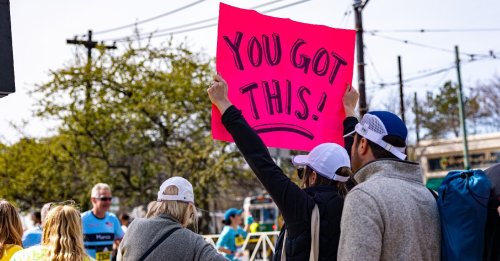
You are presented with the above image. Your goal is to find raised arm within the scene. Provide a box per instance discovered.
[342,84,359,158]
[207,75,315,227]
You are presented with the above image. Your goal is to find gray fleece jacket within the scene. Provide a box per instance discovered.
[337,159,440,261]
[117,215,227,261]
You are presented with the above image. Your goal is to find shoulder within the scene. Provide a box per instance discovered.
[219,226,231,235]
[5,245,24,260]
[81,210,92,219]
[125,217,148,231]
[106,212,119,220]
[344,186,381,209]
[350,175,390,197]
[8,244,23,252]
[23,226,42,235]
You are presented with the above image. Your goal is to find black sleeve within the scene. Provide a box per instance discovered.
[221,106,314,228]
[343,116,359,190]
[343,116,358,159]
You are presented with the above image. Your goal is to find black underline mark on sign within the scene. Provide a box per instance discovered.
[253,123,314,140]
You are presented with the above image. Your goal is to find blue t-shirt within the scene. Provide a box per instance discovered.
[216,226,247,261]
[81,211,123,261]
[22,226,42,248]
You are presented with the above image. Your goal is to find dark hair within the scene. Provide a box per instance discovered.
[303,166,353,196]
[221,214,235,226]
[354,134,405,159]
[32,211,42,222]
[119,213,130,221]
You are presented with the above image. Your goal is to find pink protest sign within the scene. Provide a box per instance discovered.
[213,3,356,152]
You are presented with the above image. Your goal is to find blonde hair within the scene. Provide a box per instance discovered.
[42,205,87,261]
[0,199,23,255]
[146,185,198,230]
[91,183,111,198]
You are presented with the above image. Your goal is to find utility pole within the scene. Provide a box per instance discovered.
[414,92,420,144]
[455,45,470,170]
[353,0,368,116]
[66,30,116,110]
[398,56,405,123]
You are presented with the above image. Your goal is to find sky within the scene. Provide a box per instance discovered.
[1,0,499,143]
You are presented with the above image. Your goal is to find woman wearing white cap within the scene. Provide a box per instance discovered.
[117,177,226,261]
[208,75,353,261]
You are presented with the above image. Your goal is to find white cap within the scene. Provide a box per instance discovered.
[157,177,195,204]
[343,113,407,160]
[292,143,351,182]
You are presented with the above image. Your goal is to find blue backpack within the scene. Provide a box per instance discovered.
[436,169,492,261]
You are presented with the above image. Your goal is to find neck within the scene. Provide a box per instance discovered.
[92,209,106,219]
[230,224,238,229]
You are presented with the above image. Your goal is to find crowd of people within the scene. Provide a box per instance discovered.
[0,75,499,261]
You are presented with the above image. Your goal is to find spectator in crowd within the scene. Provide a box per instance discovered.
[12,204,93,260]
[216,208,247,260]
[0,199,23,261]
[117,177,226,261]
[337,86,440,261]
[208,75,352,260]
[22,203,52,248]
[82,183,123,261]
[119,213,130,233]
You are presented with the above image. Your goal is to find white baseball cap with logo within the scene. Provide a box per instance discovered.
[292,143,351,182]
[157,177,195,204]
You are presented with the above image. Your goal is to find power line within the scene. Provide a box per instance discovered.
[250,0,289,9]
[367,32,490,59]
[102,0,290,42]
[88,0,207,36]
[366,28,500,33]
[106,0,311,43]
[369,56,497,89]
[262,0,309,13]
[337,3,351,27]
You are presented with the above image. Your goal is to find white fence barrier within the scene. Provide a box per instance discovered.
[204,231,280,261]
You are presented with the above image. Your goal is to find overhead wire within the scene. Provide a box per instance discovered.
[105,0,311,43]
[101,0,290,42]
[368,56,497,89]
[87,0,207,37]
[366,28,500,34]
[337,3,352,27]
[367,32,491,59]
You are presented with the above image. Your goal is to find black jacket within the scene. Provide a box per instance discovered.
[222,106,345,261]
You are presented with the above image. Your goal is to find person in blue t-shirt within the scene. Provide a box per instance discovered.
[22,203,52,248]
[216,208,248,261]
[82,183,124,261]
[22,210,42,248]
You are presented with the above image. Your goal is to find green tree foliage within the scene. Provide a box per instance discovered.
[1,41,256,233]
[415,81,482,139]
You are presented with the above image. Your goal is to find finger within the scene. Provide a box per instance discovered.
[214,74,228,85]
[345,83,352,92]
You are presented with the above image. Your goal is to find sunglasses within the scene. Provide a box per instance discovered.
[297,167,305,180]
[95,197,112,202]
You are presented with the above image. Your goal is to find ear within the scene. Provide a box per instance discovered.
[358,137,370,156]
[309,171,317,186]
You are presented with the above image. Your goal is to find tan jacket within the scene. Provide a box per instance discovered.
[338,159,440,261]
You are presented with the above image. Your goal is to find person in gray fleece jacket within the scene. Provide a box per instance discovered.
[337,87,440,261]
[117,177,226,261]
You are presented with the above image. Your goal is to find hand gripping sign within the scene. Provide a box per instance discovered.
[212,3,355,152]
